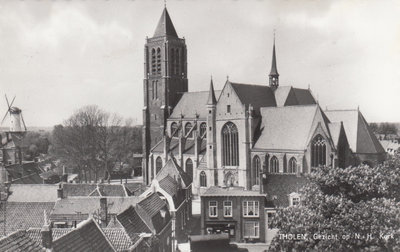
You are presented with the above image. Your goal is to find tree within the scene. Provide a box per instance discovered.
[269,158,400,251]
[50,105,141,183]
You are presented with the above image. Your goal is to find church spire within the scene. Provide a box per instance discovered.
[153,7,178,38]
[269,33,279,89]
[207,77,217,105]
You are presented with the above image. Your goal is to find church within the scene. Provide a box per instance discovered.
[142,7,385,197]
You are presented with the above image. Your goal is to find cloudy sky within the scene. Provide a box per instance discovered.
[0,0,399,127]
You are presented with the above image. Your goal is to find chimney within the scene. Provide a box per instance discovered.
[100,197,108,227]
[57,185,63,199]
[41,210,52,249]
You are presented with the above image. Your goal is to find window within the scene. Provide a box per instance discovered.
[171,48,175,74]
[311,134,326,167]
[288,157,297,174]
[209,201,217,217]
[200,171,207,187]
[155,157,163,174]
[171,122,178,137]
[243,201,259,217]
[227,105,231,113]
[200,123,207,137]
[155,80,158,99]
[156,47,161,74]
[292,197,300,206]
[185,158,193,180]
[222,122,239,166]
[270,156,279,173]
[244,222,259,238]
[185,122,193,138]
[223,201,232,217]
[289,193,301,207]
[252,156,261,186]
[175,49,180,75]
[151,48,156,74]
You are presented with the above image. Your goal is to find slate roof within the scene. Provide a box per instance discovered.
[202,186,266,197]
[274,86,292,107]
[62,183,130,197]
[26,228,71,245]
[0,230,44,252]
[51,197,141,218]
[156,157,192,188]
[5,162,42,183]
[207,79,217,105]
[117,193,170,237]
[117,206,152,237]
[254,105,321,151]
[269,43,279,76]
[159,175,179,198]
[169,91,221,119]
[380,140,400,152]
[12,173,43,184]
[52,218,115,252]
[230,82,276,112]
[292,88,316,105]
[263,174,309,207]
[328,122,342,147]
[274,86,316,107]
[26,227,134,252]
[123,183,146,196]
[153,7,178,38]
[0,202,54,235]
[103,228,136,252]
[7,184,58,202]
[325,110,385,154]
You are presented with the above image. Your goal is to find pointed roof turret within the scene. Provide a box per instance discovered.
[153,8,178,38]
[207,77,217,105]
[269,38,279,77]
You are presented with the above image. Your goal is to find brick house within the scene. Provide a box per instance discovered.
[200,186,267,243]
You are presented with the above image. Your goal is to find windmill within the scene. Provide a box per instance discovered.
[1,95,27,132]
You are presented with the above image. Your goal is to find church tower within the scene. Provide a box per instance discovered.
[269,38,279,89]
[142,7,188,184]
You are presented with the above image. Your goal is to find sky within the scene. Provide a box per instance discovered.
[0,0,399,127]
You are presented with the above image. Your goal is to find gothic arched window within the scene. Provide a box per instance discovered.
[175,49,180,75]
[185,158,193,180]
[170,49,175,75]
[288,157,297,174]
[156,156,163,175]
[222,122,239,166]
[200,123,207,137]
[171,122,178,137]
[270,156,279,173]
[156,47,161,74]
[253,156,261,186]
[155,80,158,99]
[151,48,156,74]
[185,122,193,138]
[200,171,207,187]
[311,135,326,167]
